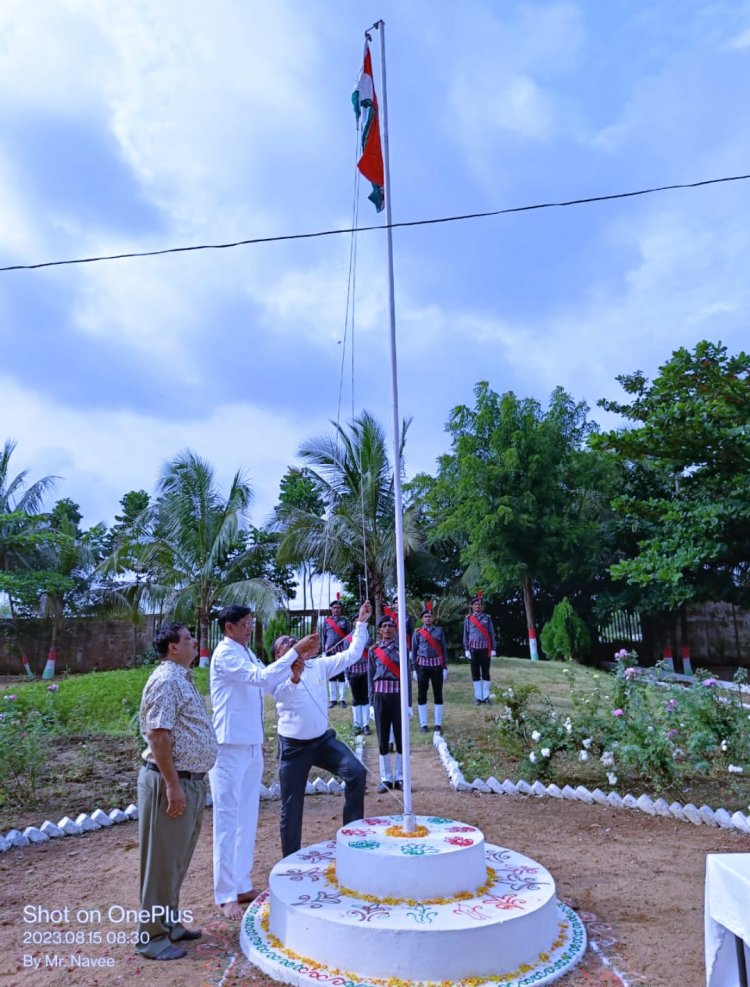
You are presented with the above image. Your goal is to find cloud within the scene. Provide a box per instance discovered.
[443,1,586,189]
[1,374,332,527]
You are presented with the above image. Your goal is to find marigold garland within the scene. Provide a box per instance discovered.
[384,822,430,838]
[323,863,497,906]
[256,901,570,987]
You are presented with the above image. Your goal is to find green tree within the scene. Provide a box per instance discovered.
[595,340,750,610]
[274,467,325,608]
[540,597,591,661]
[35,503,109,657]
[0,440,59,669]
[274,412,424,618]
[134,450,278,661]
[428,383,608,656]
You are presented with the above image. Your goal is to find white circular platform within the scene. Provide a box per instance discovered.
[240,815,586,986]
[336,814,487,898]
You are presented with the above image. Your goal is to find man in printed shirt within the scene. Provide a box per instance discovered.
[463,596,497,705]
[411,605,448,734]
[270,600,372,857]
[210,605,318,919]
[322,597,351,708]
[369,614,412,793]
[137,622,217,960]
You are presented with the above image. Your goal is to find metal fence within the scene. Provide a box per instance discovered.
[598,610,643,644]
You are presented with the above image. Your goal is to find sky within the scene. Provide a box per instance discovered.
[2,0,750,543]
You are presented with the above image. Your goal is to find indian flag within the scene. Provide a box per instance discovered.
[352,42,385,212]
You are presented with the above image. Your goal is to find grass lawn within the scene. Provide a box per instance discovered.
[2,657,749,828]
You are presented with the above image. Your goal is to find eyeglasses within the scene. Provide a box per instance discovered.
[234,619,254,630]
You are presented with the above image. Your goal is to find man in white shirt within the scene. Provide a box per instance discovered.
[210,605,319,919]
[271,600,372,857]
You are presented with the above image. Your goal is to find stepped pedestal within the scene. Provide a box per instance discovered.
[241,814,586,986]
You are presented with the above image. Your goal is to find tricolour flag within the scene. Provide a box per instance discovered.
[352,42,385,212]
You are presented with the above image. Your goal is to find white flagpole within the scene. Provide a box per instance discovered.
[372,19,416,831]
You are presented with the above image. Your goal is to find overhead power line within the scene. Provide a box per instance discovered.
[1,172,749,273]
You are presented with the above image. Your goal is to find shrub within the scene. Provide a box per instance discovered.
[540,598,591,661]
[0,699,53,805]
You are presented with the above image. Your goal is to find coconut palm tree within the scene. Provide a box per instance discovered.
[274,412,424,619]
[0,440,58,668]
[132,450,278,661]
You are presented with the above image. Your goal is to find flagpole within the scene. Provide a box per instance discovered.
[371,20,416,831]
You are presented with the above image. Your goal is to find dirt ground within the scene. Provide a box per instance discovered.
[1,741,747,987]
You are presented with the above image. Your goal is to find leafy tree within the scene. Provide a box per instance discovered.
[224,527,297,601]
[540,597,591,661]
[427,383,609,656]
[274,412,425,618]
[131,450,278,659]
[274,467,325,608]
[35,505,109,653]
[595,340,750,610]
[0,440,59,667]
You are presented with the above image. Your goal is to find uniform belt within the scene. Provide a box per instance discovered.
[146,762,206,781]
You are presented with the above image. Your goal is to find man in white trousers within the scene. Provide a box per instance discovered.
[209,605,318,919]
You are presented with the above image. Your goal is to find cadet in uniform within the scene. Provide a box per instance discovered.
[463,595,496,704]
[368,614,411,792]
[411,604,448,733]
[323,597,350,708]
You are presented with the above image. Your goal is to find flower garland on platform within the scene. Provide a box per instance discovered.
[384,822,430,838]
[323,863,496,906]
[259,904,571,987]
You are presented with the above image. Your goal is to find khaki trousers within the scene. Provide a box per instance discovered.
[136,766,206,957]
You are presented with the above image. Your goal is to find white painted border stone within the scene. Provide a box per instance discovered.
[431,732,750,835]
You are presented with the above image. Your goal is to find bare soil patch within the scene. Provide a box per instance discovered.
[0,734,140,834]
[1,741,747,987]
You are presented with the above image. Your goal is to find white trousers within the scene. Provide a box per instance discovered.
[210,743,263,904]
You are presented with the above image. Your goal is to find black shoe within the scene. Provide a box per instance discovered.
[474,698,481,705]
[328,700,336,708]
[377,781,389,794]
[153,945,187,961]
[434,725,442,734]
[354,726,363,735]
[420,725,428,733]
[393,780,403,790]
[173,928,202,942]
[363,725,371,735]
[339,700,346,708]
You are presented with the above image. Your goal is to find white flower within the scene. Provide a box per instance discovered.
[564,717,572,735]
[531,730,541,742]
[728,764,744,774]
[606,772,618,786]
[600,751,614,768]
[582,737,592,750]
[529,751,537,763]
[541,747,551,758]
[578,750,589,762]
[720,740,728,752]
